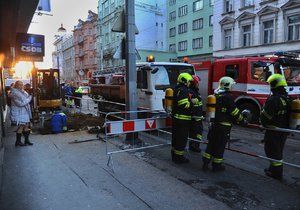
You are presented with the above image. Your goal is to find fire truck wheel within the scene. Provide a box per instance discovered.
[238,103,259,123]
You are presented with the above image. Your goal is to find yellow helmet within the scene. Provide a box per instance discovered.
[177,73,193,85]
[267,74,287,89]
[218,76,236,90]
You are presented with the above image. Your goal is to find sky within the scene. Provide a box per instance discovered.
[28,0,98,69]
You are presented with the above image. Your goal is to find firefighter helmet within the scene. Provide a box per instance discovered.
[177,73,193,85]
[267,74,287,89]
[218,76,236,91]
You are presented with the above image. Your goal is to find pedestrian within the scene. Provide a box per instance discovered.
[202,77,247,172]
[51,110,67,134]
[9,80,33,146]
[171,73,193,164]
[189,75,203,153]
[260,74,290,180]
[64,83,75,108]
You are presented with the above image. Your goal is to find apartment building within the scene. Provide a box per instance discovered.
[213,0,300,57]
[61,34,75,82]
[98,0,167,71]
[167,0,214,61]
[73,10,98,81]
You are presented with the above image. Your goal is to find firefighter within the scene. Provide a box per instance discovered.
[189,75,203,153]
[171,73,193,164]
[260,74,290,180]
[202,77,248,172]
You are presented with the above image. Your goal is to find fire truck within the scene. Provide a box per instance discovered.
[194,52,300,122]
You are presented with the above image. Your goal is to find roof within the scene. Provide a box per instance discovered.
[137,62,193,67]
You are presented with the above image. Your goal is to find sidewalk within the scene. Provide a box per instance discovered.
[0,127,228,210]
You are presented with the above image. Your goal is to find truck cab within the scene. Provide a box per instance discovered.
[195,55,300,122]
[136,62,195,110]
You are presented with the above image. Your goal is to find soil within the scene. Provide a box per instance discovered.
[38,112,104,135]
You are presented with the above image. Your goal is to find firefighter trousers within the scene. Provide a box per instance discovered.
[189,120,203,149]
[203,124,231,164]
[264,130,287,176]
[172,118,190,156]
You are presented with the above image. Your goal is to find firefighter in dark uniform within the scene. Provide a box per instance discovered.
[189,75,203,153]
[260,74,290,180]
[202,77,248,172]
[172,73,193,164]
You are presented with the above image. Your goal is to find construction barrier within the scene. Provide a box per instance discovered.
[104,110,171,172]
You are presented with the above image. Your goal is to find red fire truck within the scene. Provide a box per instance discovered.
[194,53,300,122]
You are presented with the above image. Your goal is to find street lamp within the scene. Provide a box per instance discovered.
[58,23,66,33]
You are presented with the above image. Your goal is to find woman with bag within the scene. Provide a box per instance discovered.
[9,80,33,146]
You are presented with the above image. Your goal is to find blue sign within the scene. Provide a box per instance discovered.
[37,0,51,12]
[16,33,45,61]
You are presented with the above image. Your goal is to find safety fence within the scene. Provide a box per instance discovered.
[61,96,300,173]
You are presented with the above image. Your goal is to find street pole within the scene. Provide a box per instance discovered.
[125,0,138,143]
[125,0,137,113]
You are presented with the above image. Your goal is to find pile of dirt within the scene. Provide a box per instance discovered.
[38,112,104,135]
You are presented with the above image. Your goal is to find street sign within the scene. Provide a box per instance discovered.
[15,33,45,62]
[111,9,139,34]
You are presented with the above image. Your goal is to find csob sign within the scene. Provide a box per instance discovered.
[16,33,45,62]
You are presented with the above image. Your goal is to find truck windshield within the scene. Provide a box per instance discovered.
[282,66,300,86]
[151,65,195,90]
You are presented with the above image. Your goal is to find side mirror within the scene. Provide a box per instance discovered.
[151,67,159,74]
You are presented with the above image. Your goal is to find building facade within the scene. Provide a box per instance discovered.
[167,0,214,61]
[97,0,167,72]
[52,36,64,79]
[73,10,98,81]
[62,34,75,82]
[213,0,300,57]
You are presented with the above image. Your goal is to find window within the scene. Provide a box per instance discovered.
[251,63,269,82]
[224,28,232,49]
[156,22,158,26]
[242,25,251,47]
[169,0,176,6]
[169,44,176,52]
[178,23,188,34]
[193,0,203,12]
[288,15,300,41]
[263,20,274,44]
[225,65,239,79]
[179,5,188,17]
[103,0,109,16]
[242,0,253,7]
[224,0,233,13]
[210,0,214,6]
[169,27,176,37]
[209,35,213,47]
[192,38,203,49]
[209,15,213,26]
[178,41,188,51]
[169,11,176,21]
[193,18,203,30]
[137,69,148,89]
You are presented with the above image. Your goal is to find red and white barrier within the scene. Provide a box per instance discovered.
[106,117,172,135]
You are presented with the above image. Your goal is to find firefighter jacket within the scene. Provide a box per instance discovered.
[260,92,290,128]
[172,84,192,121]
[214,90,243,127]
[189,87,203,121]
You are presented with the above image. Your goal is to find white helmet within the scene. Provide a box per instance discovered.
[218,76,236,91]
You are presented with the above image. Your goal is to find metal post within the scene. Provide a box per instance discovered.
[125,0,137,113]
[125,0,138,143]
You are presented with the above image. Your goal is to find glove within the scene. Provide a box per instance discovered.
[191,98,199,104]
[240,118,248,127]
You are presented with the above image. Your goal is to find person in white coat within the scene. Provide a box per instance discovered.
[9,80,33,146]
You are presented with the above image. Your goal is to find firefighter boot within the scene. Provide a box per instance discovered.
[15,133,25,147]
[202,158,210,171]
[264,167,283,180]
[212,162,225,172]
[189,141,201,153]
[23,131,33,146]
[172,154,189,164]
